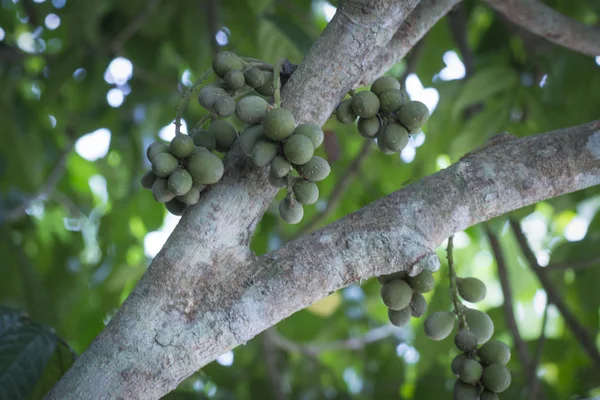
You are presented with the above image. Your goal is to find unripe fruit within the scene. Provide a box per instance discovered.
[424,311,455,341]
[268,170,287,188]
[451,354,469,377]
[284,134,314,165]
[458,359,483,384]
[146,142,169,162]
[212,51,244,78]
[256,71,274,96]
[169,135,195,159]
[453,380,480,400]
[177,187,200,205]
[379,122,409,152]
[294,124,324,148]
[296,156,330,182]
[279,198,303,224]
[464,308,494,344]
[271,156,291,178]
[191,129,216,151]
[336,98,357,124]
[357,117,380,138]
[458,277,487,303]
[214,96,236,117]
[378,271,407,284]
[480,390,499,400]
[351,91,380,118]
[209,120,237,153]
[406,270,435,293]
[378,89,405,113]
[243,67,265,88]
[186,151,224,185]
[236,96,269,124]
[380,279,413,310]
[152,178,175,203]
[264,108,296,141]
[409,291,427,317]
[167,168,193,196]
[141,171,157,189]
[397,101,430,133]
[240,125,264,157]
[165,199,187,216]
[152,153,179,177]
[251,140,278,167]
[482,363,511,393]
[198,85,228,110]
[224,69,245,90]
[455,330,478,352]
[371,75,401,97]
[388,307,411,327]
[477,340,511,366]
[376,137,395,154]
[292,180,319,205]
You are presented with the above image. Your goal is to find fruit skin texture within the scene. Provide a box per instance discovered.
[169,135,195,159]
[152,178,175,203]
[186,151,224,185]
[279,198,303,224]
[378,89,405,113]
[482,363,511,393]
[378,271,407,284]
[455,329,478,352]
[141,171,157,189]
[147,142,169,162]
[263,108,296,141]
[424,311,455,341]
[351,91,380,118]
[251,140,278,167]
[214,96,236,117]
[380,279,413,310]
[283,135,314,165]
[152,153,179,177]
[464,308,494,344]
[177,187,200,205]
[243,68,265,88]
[209,120,238,153]
[212,51,244,78]
[407,270,435,293]
[198,85,228,110]
[397,100,430,133]
[376,137,395,154]
[458,359,483,384]
[224,70,245,90]
[388,307,411,327]
[165,199,187,216]
[240,125,264,157]
[458,277,487,303]
[480,390,499,400]
[167,169,193,196]
[256,71,274,96]
[477,340,511,365]
[336,98,357,124]
[294,124,324,148]
[409,291,427,317]
[236,96,269,124]
[453,380,480,400]
[379,122,409,152]
[451,354,469,377]
[292,180,319,205]
[371,75,401,97]
[191,129,216,151]
[271,156,291,178]
[357,117,380,138]
[296,157,330,182]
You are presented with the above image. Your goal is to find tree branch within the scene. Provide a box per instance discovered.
[529,303,549,400]
[260,331,287,400]
[448,2,474,78]
[111,0,162,53]
[484,0,600,56]
[547,255,600,271]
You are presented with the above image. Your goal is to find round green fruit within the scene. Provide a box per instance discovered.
[177,187,200,205]
[186,151,224,185]
[191,129,216,151]
[268,170,287,188]
[243,67,265,88]
[458,277,487,303]
[453,380,480,400]
[378,89,405,113]
[236,95,269,124]
[152,153,179,177]
[376,137,395,154]
[335,98,357,124]
[251,140,278,167]
[284,134,314,165]
[169,135,195,159]
[264,108,296,141]
[388,307,411,327]
[351,91,380,118]
[165,199,187,216]
[212,51,244,78]
[451,354,469,377]
[371,75,401,97]
[380,279,413,310]
[480,390,499,400]
[357,117,380,138]
[198,85,228,110]
[397,101,430,133]
[424,311,455,341]
[240,125,264,157]
[214,96,236,117]
[458,359,483,384]
[256,71,274,96]
[295,156,330,182]
[378,271,407,284]
[271,156,291,178]
[292,180,319,205]
[152,178,175,203]
[379,122,409,152]
[167,168,193,196]
[409,291,427,318]
[209,120,237,153]
[464,308,494,344]
[482,363,511,393]
[279,198,304,224]
[294,124,324,148]
[455,329,478,353]
[146,142,169,162]
[406,270,435,293]
[477,340,511,366]
[141,171,157,189]
[224,69,245,90]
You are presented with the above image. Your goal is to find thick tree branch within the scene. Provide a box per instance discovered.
[484,0,600,56]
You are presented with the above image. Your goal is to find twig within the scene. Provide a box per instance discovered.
[205,0,219,58]
[111,0,162,53]
[509,218,600,367]
[546,255,600,271]
[175,69,213,136]
[448,2,474,78]
[447,236,466,329]
[399,38,426,85]
[260,330,286,400]
[529,303,549,400]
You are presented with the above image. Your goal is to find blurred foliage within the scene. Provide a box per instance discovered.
[0,0,599,398]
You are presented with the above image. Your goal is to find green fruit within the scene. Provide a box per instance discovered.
[224,69,245,90]
[191,129,216,151]
[146,142,169,162]
[294,124,324,148]
[455,330,478,352]
[406,270,435,293]
[167,168,193,196]
[271,156,291,178]
[409,291,427,318]
[371,75,401,97]
[357,117,381,138]
[152,178,175,203]
[477,340,511,366]
[424,311,455,341]
[165,199,187,216]
[464,308,494,344]
[284,135,314,165]
[378,271,407,284]
[212,51,244,78]
[458,277,487,303]
[264,108,296,141]
[209,120,237,153]
[240,124,264,157]
[243,67,265,88]
[268,169,287,188]
[380,279,412,310]
[388,307,411,327]
[482,364,511,393]
[169,135,195,159]
[480,390,499,400]
[214,96,236,117]
[292,180,319,205]
[236,95,269,124]
[256,71,274,96]
[376,137,395,154]
[186,151,224,184]
[379,122,409,152]
[296,156,330,182]
[458,359,483,384]
[177,187,200,205]
[141,171,157,189]
[152,153,179,177]
[351,91,380,118]
[336,98,357,124]
[251,140,278,167]
[451,354,469,377]
[397,101,430,133]
[379,89,405,113]
[279,198,303,224]
[453,380,480,400]
[198,85,228,110]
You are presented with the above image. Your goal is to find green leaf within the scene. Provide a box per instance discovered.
[29,343,76,400]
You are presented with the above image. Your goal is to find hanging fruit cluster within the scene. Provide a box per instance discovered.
[377,269,434,327]
[335,76,430,153]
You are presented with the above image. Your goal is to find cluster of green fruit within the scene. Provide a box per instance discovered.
[377,269,435,327]
[335,76,430,154]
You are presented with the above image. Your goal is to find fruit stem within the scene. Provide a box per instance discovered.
[273,57,285,108]
[348,89,356,97]
[447,236,468,330]
[175,69,214,136]
[245,62,274,72]
[194,114,211,129]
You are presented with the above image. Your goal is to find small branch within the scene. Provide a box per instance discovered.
[111,0,162,53]
[447,236,466,329]
[546,255,600,271]
[204,0,219,58]
[399,38,426,85]
[509,218,600,368]
[175,69,213,136]
[260,330,287,400]
[484,0,600,56]
[448,2,474,78]
[529,303,549,400]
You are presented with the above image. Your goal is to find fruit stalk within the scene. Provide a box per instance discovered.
[447,236,467,329]
[175,69,214,136]
[273,57,285,108]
